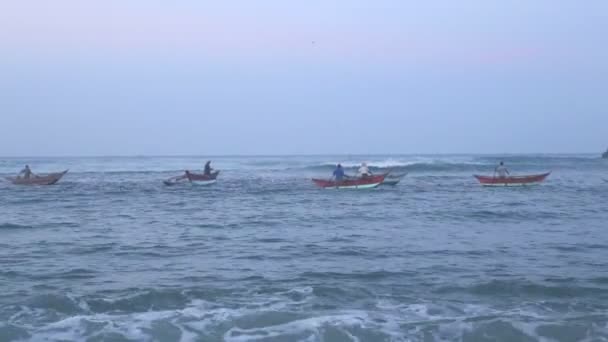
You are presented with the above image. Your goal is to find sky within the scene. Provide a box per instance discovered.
[0,0,606,156]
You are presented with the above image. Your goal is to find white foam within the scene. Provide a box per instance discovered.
[223,311,368,342]
[321,159,418,168]
[321,156,485,169]
[16,297,603,342]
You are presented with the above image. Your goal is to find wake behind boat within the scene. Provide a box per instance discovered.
[473,172,550,186]
[312,174,386,189]
[5,170,68,185]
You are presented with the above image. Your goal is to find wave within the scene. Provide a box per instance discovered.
[0,223,33,230]
[10,290,608,341]
[437,279,608,298]
[3,154,595,175]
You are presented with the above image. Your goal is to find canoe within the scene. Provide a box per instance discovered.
[164,170,220,186]
[473,172,550,186]
[381,173,407,186]
[312,174,386,189]
[5,170,68,185]
[186,170,219,183]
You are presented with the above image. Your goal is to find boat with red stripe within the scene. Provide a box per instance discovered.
[312,174,386,189]
[473,172,550,186]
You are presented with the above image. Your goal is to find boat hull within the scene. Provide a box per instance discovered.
[164,170,220,186]
[381,173,407,186]
[474,172,550,186]
[312,174,386,189]
[5,170,68,185]
[185,170,219,185]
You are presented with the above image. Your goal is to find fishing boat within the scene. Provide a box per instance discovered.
[381,173,407,186]
[473,172,550,186]
[164,170,220,186]
[5,170,68,185]
[312,174,386,189]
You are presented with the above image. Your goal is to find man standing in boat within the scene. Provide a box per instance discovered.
[18,165,34,179]
[203,161,213,176]
[333,164,345,183]
[358,162,372,178]
[495,161,510,179]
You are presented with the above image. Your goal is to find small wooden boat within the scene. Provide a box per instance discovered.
[164,170,220,186]
[312,174,386,189]
[185,170,220,184]
[381,173,407,186]
[473,172,550,186]
[5,170,68,185]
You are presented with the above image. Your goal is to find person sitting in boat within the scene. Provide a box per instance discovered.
[358,162,372,178]
[495,161,510,178]
[203,161,213,176]
[18,165,34,179]
[333,164,345,182]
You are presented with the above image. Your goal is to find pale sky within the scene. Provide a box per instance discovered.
[1,0,606,156]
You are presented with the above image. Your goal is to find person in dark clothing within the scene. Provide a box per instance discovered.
[333,164,345,182]
[204,161,213,176]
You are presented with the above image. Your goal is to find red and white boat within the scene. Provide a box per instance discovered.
[312,174,386,189]
[473,172,550,186]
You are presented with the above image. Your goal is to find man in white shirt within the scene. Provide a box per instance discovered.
[358,162,371,178]
[495,161,510,178]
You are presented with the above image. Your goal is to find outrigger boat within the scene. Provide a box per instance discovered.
[473,172,550,186]
[381,173,407,186]
[312,174,386,189]
[5,170,68,185]
[164,170,220,186]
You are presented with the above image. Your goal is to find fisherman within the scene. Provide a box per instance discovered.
[204,161,213,176]
[495,161,510,178]
[18,165,34,179]
[358,162,372,178]
[333,164,345,182]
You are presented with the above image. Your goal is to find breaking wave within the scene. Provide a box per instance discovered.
[6,286,608,341]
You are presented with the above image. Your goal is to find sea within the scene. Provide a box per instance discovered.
[0,154,607,342]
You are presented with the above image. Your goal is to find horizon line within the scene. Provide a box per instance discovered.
[0,152,602,159]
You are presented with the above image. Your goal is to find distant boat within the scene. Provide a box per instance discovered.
[473,172,550,187]
[5,170,68,185]
[164,170,220,186]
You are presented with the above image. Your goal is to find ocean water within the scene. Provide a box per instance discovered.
[1,154,607,342]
